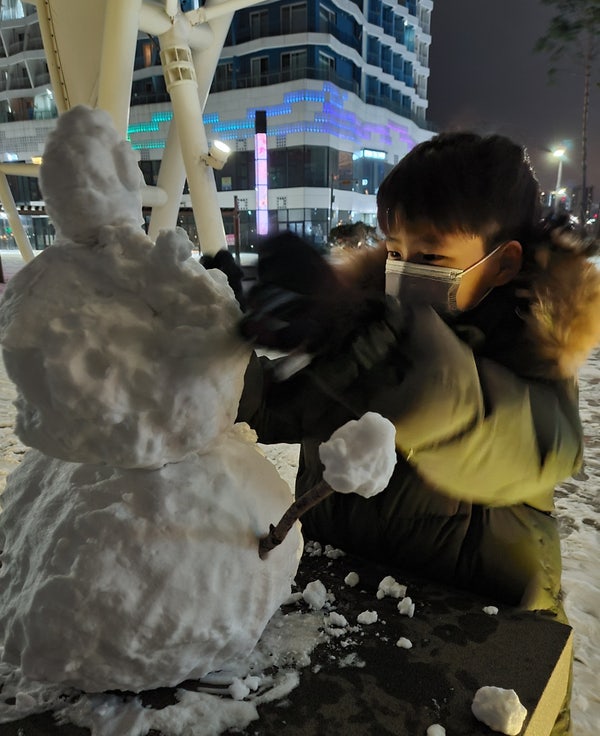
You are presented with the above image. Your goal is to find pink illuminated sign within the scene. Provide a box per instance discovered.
[254,132,268,235]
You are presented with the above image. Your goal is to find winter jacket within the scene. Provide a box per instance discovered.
[238,228,600,615]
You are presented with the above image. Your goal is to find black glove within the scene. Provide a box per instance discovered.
[239,232,386,353]
[201,249,245,309]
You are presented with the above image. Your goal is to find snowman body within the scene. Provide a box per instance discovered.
[0,106,302,692]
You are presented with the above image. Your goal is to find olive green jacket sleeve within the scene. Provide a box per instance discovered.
[238,303,583,512]
[369,308,583,510]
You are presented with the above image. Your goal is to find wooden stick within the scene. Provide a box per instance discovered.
[258,479,334,559]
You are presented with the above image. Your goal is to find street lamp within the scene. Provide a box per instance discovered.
[552,147,566,213]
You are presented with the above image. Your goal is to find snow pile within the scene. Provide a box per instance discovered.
[319,411,397,496]
[0,607,328,734]
[0,105,302,693]
[471,686,527,735]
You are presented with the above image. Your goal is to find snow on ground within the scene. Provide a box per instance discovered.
[553,351,600,735]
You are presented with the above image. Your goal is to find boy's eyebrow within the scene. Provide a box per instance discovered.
[403,233,442,248]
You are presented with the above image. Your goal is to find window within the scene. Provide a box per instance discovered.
[318,51,335,80]
[213,62,232,92]
[281,3,307,34]
[0,1,25,21]
[281,49,307,81]
[250,10,268,39]
[251,56,269,86]
[141,41,153,68]
[319,6,335,32]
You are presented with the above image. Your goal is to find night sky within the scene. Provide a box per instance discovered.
[427,0,600,200]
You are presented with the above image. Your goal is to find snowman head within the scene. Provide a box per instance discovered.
[39,105,144,244]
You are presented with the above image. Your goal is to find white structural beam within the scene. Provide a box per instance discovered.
[10,0,270,258]
[0,163,40,177]
[96,0,143,137]
[186,0,269,26]
[146,120,186,243]
[0,173,35,263]
[157,20,227,255]
[148,0,235,248]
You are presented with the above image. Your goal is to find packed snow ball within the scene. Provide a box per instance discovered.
[471,686,527,735]
[319,411,397,496]
[39,105,144,243]
[0,229,248,467]
[0,439,302,692]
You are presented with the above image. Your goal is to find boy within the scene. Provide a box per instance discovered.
[236,133,600,734]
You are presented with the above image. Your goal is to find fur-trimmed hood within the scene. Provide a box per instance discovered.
[331,228,600,381]
[516,226,600,379]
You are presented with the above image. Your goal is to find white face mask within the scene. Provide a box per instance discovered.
[385,243,505,316]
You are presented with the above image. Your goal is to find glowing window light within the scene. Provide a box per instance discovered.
[128,122,161,134]
[130,141,167,150]
[212,120,254,132]
[255,132,268,236]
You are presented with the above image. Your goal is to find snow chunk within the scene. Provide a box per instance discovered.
[323,544,346,559]
[344,571,360,587]
[397,597,415,617]
[304,540,323,557]
[396,637,413,649]
[377,575,407,600]
[471,686,527,735]
[426,725,446,736]
[318,412,397,497]
[229,678,251,701]
[302,580,328,611]
[483,606,499,615]
[327,612,349,628]
[357,610,378,625]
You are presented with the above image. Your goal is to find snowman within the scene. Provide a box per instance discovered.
[0,105,303,694]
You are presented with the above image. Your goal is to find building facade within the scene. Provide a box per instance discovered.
[0,0,434,252]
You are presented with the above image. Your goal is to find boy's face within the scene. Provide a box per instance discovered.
[385,225,521,312]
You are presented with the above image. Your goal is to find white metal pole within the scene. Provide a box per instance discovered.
[189,4,236,254]
[147,120,186,242]
[554,159,563,214]
[0,172,35,263]
[158,22,226,255]
[191,5,234,109]
[555,158,563,193]
[96,0,143,137]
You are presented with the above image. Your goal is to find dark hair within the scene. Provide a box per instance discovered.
[377,132,542,252]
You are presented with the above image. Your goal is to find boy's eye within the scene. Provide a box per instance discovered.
[387,250,403,260]
[422,253,443,263]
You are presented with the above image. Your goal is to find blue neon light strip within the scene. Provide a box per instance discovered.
[127,110,219,138]
[127,83,415,152]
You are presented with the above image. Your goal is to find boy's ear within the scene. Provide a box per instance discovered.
[493,240,522,286]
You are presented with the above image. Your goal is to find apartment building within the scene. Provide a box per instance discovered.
[0,0,434,251]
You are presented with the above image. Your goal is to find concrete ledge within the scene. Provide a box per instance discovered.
[1,551,572,735]
[244,552,573,736]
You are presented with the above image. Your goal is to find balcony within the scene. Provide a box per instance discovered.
[212,65,360,97]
